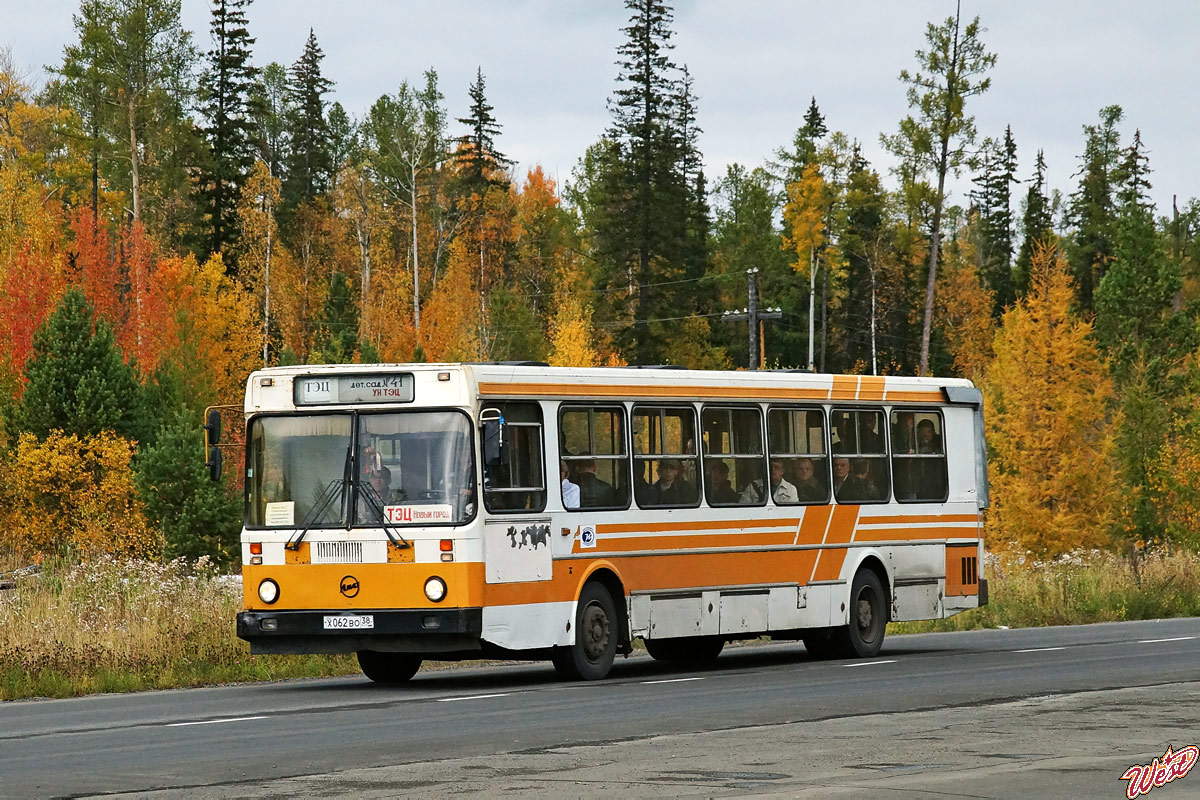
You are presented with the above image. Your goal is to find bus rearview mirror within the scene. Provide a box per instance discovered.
[207,446,223,482]
[482,418,504,466]
[204,407,222,446]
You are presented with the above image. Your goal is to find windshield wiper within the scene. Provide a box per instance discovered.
[352,479,411,549]
[286,444,353,551]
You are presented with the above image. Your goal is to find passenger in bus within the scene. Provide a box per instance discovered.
[917,418,943,454]
[740,458,798,504]
[860,414,884,454]
[892,411,916,454]
[561,460,580,510]
[792,457,826,502]
[832,456,851,497]
[842,458,881,501]
[577,459,617,507]
[652,458,696,505]
[705,459,739,504]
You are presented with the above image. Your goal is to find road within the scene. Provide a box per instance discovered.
[2,618,1198,798]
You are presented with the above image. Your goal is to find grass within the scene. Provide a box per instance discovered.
[0,555,358,700]
[3,547,1200,700]
[890,547,1200,634]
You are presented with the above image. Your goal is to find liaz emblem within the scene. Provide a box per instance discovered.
[340,575,360,598]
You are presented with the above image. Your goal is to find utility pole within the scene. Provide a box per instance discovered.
[721,268,781,369]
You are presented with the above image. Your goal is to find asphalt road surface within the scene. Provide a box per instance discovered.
[2,618,1198,798]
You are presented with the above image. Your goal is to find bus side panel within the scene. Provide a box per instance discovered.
[482,601,574,649]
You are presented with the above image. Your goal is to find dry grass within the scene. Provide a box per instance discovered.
[890,547,1200,634]
[0,556,356,699]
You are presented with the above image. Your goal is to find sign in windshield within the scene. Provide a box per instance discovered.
[295,373,414,405]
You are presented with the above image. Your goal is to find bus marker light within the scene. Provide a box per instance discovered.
[439,540,453,551]
[250,542,262,555]
[250,556,263,565]
[258,579,279,604]
[424,577,447,603]
[423,616,441,629]
[440,553,454,562]
[437,372,450,381]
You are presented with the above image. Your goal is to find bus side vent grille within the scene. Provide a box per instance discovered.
[313,541,363,564]
[961,556,978,586]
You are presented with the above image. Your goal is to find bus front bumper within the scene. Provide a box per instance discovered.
[237,608,484,655]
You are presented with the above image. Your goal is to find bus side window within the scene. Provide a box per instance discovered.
[481,402,546,513]
[701,406,765,507]
[633,405,700,508]
[832,408,889,504]
[560,405,630,510]
[891,410,948,502]
[767,407,829,505]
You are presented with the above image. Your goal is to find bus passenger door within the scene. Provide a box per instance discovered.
[484,516,553,583]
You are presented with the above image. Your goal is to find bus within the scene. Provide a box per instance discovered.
[225,362,988,682]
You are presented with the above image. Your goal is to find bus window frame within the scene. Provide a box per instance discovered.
[558,402,632,512]
[632,403,702,510]
[830,406,891,505]
[889,406,949,504]
[700,403,767,509]
[481,401,547,514]
[766,404,832,506]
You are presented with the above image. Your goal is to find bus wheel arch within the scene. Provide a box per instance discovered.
[552,575,623,680]
[576,565,631,654]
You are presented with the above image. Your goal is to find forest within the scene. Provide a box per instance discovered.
[0,0,1198,568]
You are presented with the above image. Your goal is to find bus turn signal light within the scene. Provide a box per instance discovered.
[439,540,453,551]
[250,542,262,555]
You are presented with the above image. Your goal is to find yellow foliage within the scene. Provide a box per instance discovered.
[983,244,1119,557]
[0,431,161,560]
[936,232,995,381]
[547,260,599,368]
[781,164,825,280]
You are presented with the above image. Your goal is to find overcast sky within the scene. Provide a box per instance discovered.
[6,1,1197,215]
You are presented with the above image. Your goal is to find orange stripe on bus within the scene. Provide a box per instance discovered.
[590,531,796,553]
[858,513,979,525]
[796,504,832,546]
[858,376,886,401]
[811,504,859,581]
[830,375,859,400]
[853,527,970,543]
[882,389,944,402]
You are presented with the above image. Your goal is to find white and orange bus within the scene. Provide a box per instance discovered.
[231,363,988,682]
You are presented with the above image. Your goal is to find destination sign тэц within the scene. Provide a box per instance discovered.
[294,373,415,405]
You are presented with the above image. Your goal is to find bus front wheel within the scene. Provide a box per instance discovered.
[552,582,618,681]
[357,650,422,684]
[832,568,888,658]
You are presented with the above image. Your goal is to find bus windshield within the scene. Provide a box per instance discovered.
[246,411,476,528]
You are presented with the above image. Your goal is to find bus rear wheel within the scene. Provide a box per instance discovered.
[357,650,422,684]
[644,636,724,665]
[552,582,618,681]
[831,568,888,658]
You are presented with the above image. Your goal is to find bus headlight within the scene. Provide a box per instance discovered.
[258,578,280,604]
[424,576,447,603]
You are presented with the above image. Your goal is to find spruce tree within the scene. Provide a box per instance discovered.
[198,0,259,263]
[282,29,334,208]
[14,287,145,442]
[455,67,511,196]
[969,126,1017,315]
[1067,105,1123,311]
[1014,148,1052,297]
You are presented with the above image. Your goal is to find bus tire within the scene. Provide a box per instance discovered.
[357,650,422,684]
[552,582,618,681]
[644,636,724,665]
[832,568,888,658]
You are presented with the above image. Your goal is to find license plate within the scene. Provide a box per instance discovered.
[323,614,374,630]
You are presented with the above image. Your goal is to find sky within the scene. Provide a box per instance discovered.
[5,0,1198,216]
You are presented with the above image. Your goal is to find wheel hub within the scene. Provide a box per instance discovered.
[581,601,610,661]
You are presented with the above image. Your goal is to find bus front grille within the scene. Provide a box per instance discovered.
[312,541,363,564]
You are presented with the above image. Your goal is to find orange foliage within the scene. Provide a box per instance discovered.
[936,233,995,381]
[421,236,481,361]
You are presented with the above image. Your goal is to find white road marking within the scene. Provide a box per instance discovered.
[1137,636,1196,644]
[641,677,705,685]
[166,715,266,727]
[436,693,510,702]
[844,659,897,668]
[1015,646,1067,653]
